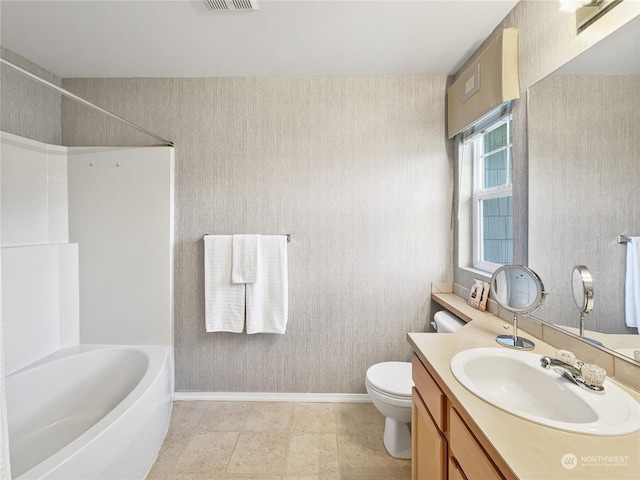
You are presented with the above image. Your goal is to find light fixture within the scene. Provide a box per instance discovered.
[560,0,624,33]
[559,0,594,13]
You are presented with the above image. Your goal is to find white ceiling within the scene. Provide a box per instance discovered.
[0,0,518,78]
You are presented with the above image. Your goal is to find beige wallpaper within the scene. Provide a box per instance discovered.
[528,75,640,335]
[0,48,62,145]
[453,0,636,289]
[61,76,452,393]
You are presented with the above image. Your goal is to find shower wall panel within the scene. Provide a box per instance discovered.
[2,244,79,374]
[67,147,174,345]
[0,132,68,246]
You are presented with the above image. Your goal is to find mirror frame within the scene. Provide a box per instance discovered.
[571,265,594,314]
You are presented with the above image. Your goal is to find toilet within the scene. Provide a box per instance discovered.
[365,311,465,459]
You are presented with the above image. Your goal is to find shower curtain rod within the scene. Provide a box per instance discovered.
[0,58,174,147]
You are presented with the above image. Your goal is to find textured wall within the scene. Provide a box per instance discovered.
[528,75,639,334]
[61,76,452,393]
[453,0,636,289]
[0,48,62,145]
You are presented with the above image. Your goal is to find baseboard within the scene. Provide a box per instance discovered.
[173,391,371,403]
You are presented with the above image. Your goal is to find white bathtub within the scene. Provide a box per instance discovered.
[6,345,173,480]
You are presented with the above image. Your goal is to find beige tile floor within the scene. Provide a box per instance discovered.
[146,401,411,480]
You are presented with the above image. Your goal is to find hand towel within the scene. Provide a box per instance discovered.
[246,235,288,334]
[204,235,245,333]
[232,234,260,284]
[625,236,640,332]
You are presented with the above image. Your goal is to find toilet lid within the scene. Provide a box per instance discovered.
[366,362,413,397]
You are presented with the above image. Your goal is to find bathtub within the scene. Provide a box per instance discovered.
[6,345,173,480]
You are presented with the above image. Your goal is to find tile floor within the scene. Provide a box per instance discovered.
[146,401,411,480]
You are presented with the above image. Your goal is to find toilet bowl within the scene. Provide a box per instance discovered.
[366,362,413,458]
[365,311,465,459]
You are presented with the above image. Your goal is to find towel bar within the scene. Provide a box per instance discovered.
[618,235,631,244]
[203,233,291,242]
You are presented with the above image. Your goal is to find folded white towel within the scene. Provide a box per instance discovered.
[246,235,289,334]
[204,235,245,333]
[232,234,260,284]
[625,237,640,332]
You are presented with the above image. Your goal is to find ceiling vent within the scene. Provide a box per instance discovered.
[203,0,258,11]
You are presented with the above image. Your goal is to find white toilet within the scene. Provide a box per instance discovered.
[365,311,465,459]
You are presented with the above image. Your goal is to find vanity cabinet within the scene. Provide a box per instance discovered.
[412,354,506,480]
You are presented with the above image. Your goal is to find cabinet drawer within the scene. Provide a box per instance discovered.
[412,354,445,430]
[449,408,503,480]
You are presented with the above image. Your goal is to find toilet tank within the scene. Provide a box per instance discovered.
[433,311,465,333]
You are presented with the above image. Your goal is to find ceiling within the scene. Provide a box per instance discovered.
[0,0,518,78]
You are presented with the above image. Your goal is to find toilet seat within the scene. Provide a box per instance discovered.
[365,381,412,404]
[365,362,413,398]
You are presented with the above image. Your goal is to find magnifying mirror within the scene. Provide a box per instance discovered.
[571,265,594,338]
[491,265,546,350]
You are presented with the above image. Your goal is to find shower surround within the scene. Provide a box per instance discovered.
[1,131,174,479]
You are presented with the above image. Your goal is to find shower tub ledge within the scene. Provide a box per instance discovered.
[6,344,173,480]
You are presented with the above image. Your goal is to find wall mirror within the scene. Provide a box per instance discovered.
[527,15,640,360]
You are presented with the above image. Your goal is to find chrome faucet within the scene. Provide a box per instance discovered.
[540,356,605,394]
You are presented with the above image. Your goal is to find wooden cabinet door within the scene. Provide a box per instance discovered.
[412,389,446,480]
[449,408,503,480]
[448,458,468,480]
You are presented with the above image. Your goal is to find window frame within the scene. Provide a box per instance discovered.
[471,114,513,273]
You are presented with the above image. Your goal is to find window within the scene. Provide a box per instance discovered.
[471,115,513,272]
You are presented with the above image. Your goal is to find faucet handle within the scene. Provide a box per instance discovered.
[555,349,576,365]
[581,363,606,388]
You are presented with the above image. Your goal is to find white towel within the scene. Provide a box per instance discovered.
[204,235,245,333]
[232,234,260,284]
[246,235,289,334]
[625,237,640,332]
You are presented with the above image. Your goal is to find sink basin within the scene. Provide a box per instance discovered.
[450,347,640,436]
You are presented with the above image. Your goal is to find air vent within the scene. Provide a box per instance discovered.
[204,0,258,11]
